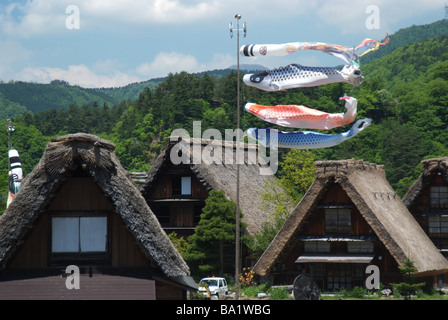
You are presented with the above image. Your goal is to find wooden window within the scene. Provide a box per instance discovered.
[304,241,330,253]
[51,214,108,261]
[428,216,448,234]
[347,241,374,253]
[52,217,79,253]
[172,176,191,196]
[172,177,181,196]
[181,176,191,195]
[156,205,170,226]
[325,209,351,234]
[430,186,448,207]
[326,264,364,291]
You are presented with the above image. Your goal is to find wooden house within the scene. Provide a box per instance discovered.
[139,137,286,269]
[253,159,448,291]
[402,157,448,286]
[0,133,196,300]
[140,137,283,239]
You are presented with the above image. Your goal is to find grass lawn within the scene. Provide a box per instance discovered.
[239,284,448,300]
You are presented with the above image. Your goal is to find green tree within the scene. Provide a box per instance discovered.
[392,258,425,300]
[247,178,295,259]
[247,151,315,260]
[168,232,189,257]
[379,120,423,188]
[199,72,215,100]
[278,149,316,202]
[184,190,242,278]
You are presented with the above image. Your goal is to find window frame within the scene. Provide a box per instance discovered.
[49,211,111,264]
[172,176,192,197]
[430,186,448,208]
[428,215,448,234]
[347,241,374,253]
[325,208,352,234]
[304,241,331,253]
[181,176,192,195]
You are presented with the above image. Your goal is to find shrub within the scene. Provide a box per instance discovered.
[241,282,271,298]
[341,286,367,299]
[268,287,292,300]
[239,267,255,287]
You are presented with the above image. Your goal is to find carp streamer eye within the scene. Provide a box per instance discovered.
[250,72,267,83]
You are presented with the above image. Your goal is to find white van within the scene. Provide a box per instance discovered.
[198,277,228,299]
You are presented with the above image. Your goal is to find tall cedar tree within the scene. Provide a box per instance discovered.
[184,190,242,278]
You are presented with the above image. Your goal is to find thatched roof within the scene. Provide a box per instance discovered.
[402,157,448,207]
[254,159,448,277]
[0,133,193,287]
[140,137,286,236]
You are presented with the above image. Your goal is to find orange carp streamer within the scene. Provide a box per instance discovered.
[245,96,357,130]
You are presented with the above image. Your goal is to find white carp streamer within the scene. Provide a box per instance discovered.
[240,35,389,66]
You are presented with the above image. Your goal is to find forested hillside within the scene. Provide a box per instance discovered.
[360,19,448,64]
[0,67,262,117]
[0,80,119,115]
[1,21,448,213]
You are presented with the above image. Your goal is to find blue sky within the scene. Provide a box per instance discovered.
[0,0,445,88]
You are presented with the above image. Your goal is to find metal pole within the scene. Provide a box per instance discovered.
[235,13,241,301]
[230,13,246,300]
[6,119,14,172]
[7,119,11,151]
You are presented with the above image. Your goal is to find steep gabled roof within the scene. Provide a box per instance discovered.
[0,133,193,287]
[402,157,448,207]
[140,137,287,236]
[254,159,448,277]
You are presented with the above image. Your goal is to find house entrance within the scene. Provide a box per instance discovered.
[308,263,366,291]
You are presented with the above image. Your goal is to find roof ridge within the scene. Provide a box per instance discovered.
[50,133,115,151]
[315,159,384,178]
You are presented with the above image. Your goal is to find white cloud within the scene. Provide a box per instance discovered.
[135,52,202,78]
[8,52,234,88]
[0,0,225,37]
[208,53,235,70]
[18,64,141,88]
[0,1,67,37]
[0,0,331,37]
[82,0,222,25]
[1,0,441,37]
[315,0,444,35]
[0,39,33,81]
[0,0,444,87]
[135,51,238,79]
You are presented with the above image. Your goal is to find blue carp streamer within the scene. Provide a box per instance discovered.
[246,118,372,150]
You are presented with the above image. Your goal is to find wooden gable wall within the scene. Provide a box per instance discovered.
[0,176,189,300]
[6,177,149,270]
[145,163,209,238]
[407,174,448,257]
[268,183,399,287]
[148,163,209,199]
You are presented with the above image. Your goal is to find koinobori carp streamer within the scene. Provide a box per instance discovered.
[245,96,357,130]
[246,118,372,150]
[240,35,389,66]
[7,149,23,208]
[243,64,363,91]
